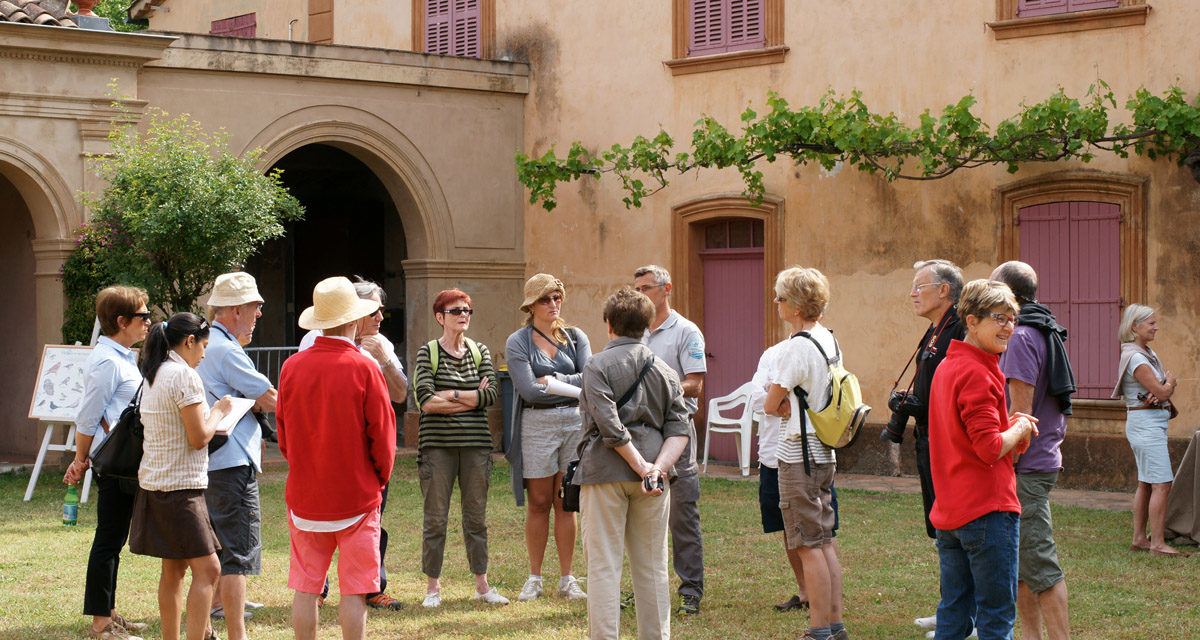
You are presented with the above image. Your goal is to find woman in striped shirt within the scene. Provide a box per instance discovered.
[413,288,506,607]
[130,313,232,640]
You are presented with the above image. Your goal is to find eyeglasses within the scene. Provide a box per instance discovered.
[774,296,788,303]
[984,313,1016,327]
[130,312,152,322]
[441,308,473,316]
[634,284,663,294]
[910,282,943,295]
[536,294,564,305]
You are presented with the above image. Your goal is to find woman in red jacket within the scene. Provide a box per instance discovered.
[927,279,1037,640]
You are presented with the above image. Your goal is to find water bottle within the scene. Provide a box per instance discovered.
[63,484,79,526]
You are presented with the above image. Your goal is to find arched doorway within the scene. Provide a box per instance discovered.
[0,170,43,459]
[246,143,408,360]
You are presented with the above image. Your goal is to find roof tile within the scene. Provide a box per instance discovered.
[0,0,78,27]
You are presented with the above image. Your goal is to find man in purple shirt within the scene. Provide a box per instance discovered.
[991,261,1076,640]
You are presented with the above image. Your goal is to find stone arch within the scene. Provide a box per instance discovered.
[0,137,79,239]
[243,105,452,261]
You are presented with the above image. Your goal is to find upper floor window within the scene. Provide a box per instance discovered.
[211,13,256,38]
[689,0,765,56]
[1018,0,1119,17]
[667,0,786,75]
[421,0,484,58]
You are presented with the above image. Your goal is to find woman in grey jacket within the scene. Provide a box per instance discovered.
[505,274,591,602]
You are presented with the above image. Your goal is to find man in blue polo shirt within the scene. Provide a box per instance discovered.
[198,272,276,640]
[634,264,707,616]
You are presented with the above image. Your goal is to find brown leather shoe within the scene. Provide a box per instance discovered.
[111,613,147,633]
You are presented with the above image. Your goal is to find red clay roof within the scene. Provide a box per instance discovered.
[0,0,79,27]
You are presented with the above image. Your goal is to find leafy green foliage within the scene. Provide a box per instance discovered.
[516,81,1200,210]
[62,107,303,342]
[71,0,147,32]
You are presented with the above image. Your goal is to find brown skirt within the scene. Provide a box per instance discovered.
[130,488,222,559]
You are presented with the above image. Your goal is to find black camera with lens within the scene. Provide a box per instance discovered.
[879,391,923,444]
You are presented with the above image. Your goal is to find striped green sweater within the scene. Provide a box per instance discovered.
[413,339,499,450]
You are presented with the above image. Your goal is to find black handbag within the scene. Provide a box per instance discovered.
[91,383,145,480]
[559,357,657,513]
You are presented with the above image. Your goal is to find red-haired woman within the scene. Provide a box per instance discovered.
[412,289,508,607]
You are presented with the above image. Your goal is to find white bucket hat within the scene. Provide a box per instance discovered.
[299,277,381,330]
[207,272,264,307]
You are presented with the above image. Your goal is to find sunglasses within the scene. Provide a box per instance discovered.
[537,294,564,305]
[441,308,473,316]
[130,312,152,322]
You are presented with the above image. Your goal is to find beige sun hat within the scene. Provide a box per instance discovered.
[520,273,565,312]
[207,272,264,307]
[298,277,381,330]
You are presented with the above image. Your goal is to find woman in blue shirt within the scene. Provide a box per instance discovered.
[63,286,152,640]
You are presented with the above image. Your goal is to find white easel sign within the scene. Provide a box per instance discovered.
[25,345,93,502]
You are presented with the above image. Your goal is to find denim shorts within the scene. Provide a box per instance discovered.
[758,465,785,534]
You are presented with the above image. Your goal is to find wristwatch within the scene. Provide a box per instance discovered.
[453,389,460,401]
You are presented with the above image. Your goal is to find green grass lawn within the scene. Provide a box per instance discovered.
[3,457,1197,639]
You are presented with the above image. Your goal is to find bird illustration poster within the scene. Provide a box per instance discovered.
[28,345,93,422]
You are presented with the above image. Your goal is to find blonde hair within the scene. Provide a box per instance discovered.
[774,266,829,321]
[957,279,1019,324]
[1118,304,1155,343]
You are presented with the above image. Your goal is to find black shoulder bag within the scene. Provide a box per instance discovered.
[91,382,145,480]
[560,356,656,512]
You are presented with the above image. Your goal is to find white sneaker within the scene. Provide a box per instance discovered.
[914,614,937,630]
[518,576,543,601]
[923,625,975,639]
[422,592,441,608]
[558,575,587,600]
[474,587,510,605]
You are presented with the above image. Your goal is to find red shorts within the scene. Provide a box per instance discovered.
[287,508,381,596]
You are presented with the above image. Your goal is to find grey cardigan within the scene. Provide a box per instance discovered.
[574,337,690,485]
[504,325,590,506]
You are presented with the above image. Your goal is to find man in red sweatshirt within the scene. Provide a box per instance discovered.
[277,276,397,640]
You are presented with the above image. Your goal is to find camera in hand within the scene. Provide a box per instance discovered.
[879,391,923,444]
[643,474,664,492]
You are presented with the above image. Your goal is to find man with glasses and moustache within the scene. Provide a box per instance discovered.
[633,264,707,616]
[879,260,965,635]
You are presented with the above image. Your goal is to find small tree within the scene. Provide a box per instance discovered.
[61,108,303,343]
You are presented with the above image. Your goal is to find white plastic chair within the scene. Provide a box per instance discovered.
[702,381,759,476]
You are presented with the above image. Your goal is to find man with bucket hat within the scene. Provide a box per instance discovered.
[198,271,275,639]
[277,276,396,640]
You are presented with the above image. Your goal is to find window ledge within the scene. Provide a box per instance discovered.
[988,5,1149,40]
[664,45,789,76]
[1071,398,1128,420]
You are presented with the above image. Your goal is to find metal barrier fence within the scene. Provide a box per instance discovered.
[243,346,298,387]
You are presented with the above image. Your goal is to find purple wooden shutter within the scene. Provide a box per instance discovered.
[689,0,765,56]
[1017,0,1070,17]
[1019,202,1120,399]
[452,0,481,58]
[426,0,452,55]
[690,0,726,56]
[726,0,765,53]
[1067,0,1121,11]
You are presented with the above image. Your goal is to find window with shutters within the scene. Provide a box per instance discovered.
[998,173,1147,407]
[989,0,1148,40]
[413,0,493,59]
[667,0,786,76]
[211,13,257,38]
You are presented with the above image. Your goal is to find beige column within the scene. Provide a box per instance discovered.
[32,238,76,348]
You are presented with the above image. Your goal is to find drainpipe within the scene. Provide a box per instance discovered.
[288,18,299,41]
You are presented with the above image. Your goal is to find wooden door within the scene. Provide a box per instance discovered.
[698,218,765,465]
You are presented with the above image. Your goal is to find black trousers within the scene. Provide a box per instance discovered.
[914,429,936,540]
[83,474,138,616]
[321,481,390,599]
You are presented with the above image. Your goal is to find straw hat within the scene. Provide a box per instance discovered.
[520,273,565,312]
[207,272,264,307]
[298,277,381,330]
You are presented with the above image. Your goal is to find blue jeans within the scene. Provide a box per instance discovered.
[935,511,1020,640]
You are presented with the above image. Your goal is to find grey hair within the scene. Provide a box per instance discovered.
[352,276,386,305]
[991,261,1038,304]
[1118,304,1155,343]
[634,264,672,286]
[913,259,964,303]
